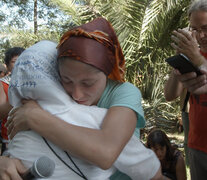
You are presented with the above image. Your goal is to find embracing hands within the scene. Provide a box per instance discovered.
[5,100,41,139]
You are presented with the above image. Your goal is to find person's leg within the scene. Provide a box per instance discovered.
[181,111,189,166]
[189,148,207,180]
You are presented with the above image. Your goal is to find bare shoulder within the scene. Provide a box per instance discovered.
[175,151,187,180]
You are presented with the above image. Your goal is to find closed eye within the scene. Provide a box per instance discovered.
[82,82,94,87]
[61,77,72,84]
[81,79,97,87]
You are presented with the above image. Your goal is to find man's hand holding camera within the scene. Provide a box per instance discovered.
[171,28,207,95]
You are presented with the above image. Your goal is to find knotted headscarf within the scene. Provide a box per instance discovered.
[57,17,125,82]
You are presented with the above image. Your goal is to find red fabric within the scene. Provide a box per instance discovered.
[57,17,125,82]
[188,51,207,153]
[1,81,8,140]
[200,51,207,59]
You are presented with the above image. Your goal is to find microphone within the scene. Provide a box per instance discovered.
[21,156,55,180]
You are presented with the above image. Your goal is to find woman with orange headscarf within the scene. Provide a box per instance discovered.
[1,18,163,179]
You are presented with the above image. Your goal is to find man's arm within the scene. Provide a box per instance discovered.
[164,70,184,101]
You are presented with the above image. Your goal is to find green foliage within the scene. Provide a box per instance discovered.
[0,0,193,128]
[53,0,192,127]
[0,27,61,63]
[0,0,69,31]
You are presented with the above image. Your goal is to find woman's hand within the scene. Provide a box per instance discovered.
[0,156,27,180]
[174,69,207,94]
[5,100,41,139]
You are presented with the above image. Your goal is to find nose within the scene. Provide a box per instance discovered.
[71,85,84,101]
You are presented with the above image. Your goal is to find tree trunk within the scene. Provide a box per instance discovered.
[34,0,38,34]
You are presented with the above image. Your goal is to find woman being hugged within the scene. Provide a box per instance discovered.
[1,17,162,179]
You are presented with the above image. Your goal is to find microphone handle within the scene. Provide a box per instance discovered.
[21,168,35,180]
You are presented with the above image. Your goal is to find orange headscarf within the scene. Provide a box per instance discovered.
[57,17,125,82]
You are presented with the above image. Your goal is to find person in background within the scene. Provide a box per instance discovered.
[0,63,7,78]
[164,0,207,179]
[146,129,187,180]
[0,47,24,154]
[0,18,163,179]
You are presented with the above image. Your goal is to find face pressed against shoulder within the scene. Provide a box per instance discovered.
[56,18,125,105]
[7,55,19,73]
[190,11,207,52]
[58,58,107,106]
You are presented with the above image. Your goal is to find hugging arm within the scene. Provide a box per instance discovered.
[7,102,137,170]
[7,101,165,179]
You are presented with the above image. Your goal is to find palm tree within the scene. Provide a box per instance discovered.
[0,0,192,129]
[51,0,192,128]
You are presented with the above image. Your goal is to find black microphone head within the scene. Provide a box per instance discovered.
[31,156,55,178]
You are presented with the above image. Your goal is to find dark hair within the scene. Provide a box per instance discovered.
[146,129,176,162]
[4,47,25,66]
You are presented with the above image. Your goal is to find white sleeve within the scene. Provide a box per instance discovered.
[114,135,160,180]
